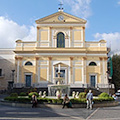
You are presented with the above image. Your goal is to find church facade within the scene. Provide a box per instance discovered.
[14,10,109,90]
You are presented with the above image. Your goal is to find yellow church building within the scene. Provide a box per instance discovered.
[14,9,109,92]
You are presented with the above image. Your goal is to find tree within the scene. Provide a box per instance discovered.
[112,54,120,91]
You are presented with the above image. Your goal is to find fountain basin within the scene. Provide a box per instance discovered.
[48,84,70,97]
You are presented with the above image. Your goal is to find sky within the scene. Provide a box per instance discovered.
[0,0,120,51]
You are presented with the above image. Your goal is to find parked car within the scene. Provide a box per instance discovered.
[115,90,120,97]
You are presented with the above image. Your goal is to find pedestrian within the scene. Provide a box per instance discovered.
[31,94,37,108]
[86,90,93,110]
[62,94,72,108]
[112,94,118,100]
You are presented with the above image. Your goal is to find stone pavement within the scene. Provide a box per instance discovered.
[0,104,120,120]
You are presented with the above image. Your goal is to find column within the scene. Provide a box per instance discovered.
[83,57,87,85]
[104,57,108,84]
[70,57,73,83]
[49,27,52,47]
[99,57,103,85]
[48,57,52,82]
[70,27,73,47]
[16,57,23,86]
[35,57,39,84]
[83,27,85,47]
[37,26,40,47]
[15,56,18,83]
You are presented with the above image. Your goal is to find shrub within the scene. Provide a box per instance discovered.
[28,92,38,98]
[37,98,51,103]
[99,92,109,98]
[70,98,86,103]
[79,92,86,99]
[93,97,114,103]
[4,97,31,103]
[19,92,27,96]
[10,93,18,97]
[17,97,31,103]
[4,97,18,101]
[37,98,63,104]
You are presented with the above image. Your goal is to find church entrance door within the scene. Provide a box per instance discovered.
[90,75,96,87]
[25,75,31,87]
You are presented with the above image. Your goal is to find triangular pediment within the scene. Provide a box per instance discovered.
[53,62,68,67]
[36,11,87,24]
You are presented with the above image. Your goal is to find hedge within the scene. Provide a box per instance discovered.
[99,92,110,98]
[4,96,114,104]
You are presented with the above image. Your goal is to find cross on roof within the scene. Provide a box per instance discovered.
[58,2,63,11]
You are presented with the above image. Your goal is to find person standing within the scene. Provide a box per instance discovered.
[32,94,37,108]
[86,90,93,110]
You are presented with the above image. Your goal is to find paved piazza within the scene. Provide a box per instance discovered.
[0,105,120,120]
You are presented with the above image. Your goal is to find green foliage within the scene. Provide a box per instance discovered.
[112,55,120,91]
[28,92,38,97]
[10,93,18,97]
[51,99,63,104]
[37,98,52,103]
[4,97,31,103]
[4,95,114,104]
[37,97,63,104]
[99,92,109,98]
[70,98,86,103]
[19,92,27,96]
[79,92,86,99]
[93,97,114,103]
[4,97,18,101]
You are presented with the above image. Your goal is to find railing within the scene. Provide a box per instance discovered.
[85,42,106,48]
[16,40,106,49]
[13,83,25,88]
[70,83,114,89]
[16,41,37,50]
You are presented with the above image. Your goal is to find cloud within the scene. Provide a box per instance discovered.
[118,1,120,5]
[0,16,36,48]
[61,0,92,19]
[93,32,120,51]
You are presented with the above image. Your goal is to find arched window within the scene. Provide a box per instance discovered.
[57,32,65,48]
[89,62,97,66]
[25,61,33,66]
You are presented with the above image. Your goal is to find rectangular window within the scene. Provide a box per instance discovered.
[0,69,2,76]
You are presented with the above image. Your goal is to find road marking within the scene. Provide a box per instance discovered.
[6,112,39,114]
[41,108,84,120]
[86,108,99,120]
[89,118,120,120]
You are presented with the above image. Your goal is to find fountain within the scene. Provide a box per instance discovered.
[48,64,70,98]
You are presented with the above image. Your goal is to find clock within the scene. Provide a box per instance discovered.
[58,15,64,21]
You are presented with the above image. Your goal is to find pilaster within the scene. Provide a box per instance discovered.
[35,56,40,83]
[83,57,87,84]
[104,57,108,84]
[37,26,40,46]
[16,56,23,83]
[99,57,103,84]
[70,57,74,83]
[48,56,52,82]
[70,27,73,47]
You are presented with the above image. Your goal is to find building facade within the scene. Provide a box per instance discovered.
[14,10,109,90]
[0,49,15,90]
